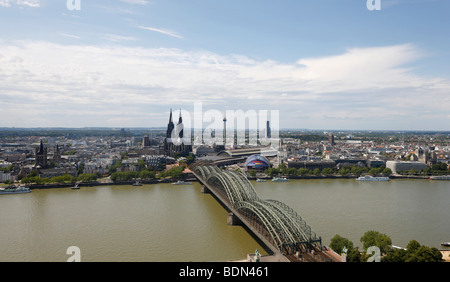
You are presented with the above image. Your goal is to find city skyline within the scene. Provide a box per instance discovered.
[0,0,449,130]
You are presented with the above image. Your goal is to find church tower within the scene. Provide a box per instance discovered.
[163,108,192,157]
[35,140,48,168]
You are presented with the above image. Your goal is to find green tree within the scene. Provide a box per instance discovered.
[77,173,98,183]
[329,234,354,255]
[297,168,311,176]
[265,167,279,177]
[321,168,334,175]
[248,169,257,177]
[110,171,138,182]
[278,163,288,175]
[383,240,443,262]
[109,160,122,174]
[347,248,362,262]
[186,153,196,164]
[382,167,392,175]
[360,230,392,255]
[139,169,156,180]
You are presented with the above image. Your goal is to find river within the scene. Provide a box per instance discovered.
[0,178,448,261]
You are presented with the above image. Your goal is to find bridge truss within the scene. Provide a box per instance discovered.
[194,165,322,255]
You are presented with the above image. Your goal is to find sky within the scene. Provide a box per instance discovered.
[0,0,449,130]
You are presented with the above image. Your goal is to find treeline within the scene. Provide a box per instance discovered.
[20,173,98,185]
[262,164,392,177]
[110,166,185,182]
[329,230,444,262]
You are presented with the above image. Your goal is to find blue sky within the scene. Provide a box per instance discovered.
[0,0,449,130]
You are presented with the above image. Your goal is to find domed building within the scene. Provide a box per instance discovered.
[244,155,271,172]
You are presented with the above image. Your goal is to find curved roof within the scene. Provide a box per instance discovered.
[244,155,270,168]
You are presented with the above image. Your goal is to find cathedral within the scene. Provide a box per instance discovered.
[163,109,192,157]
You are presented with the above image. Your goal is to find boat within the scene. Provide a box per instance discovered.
[356,175,389,181]
[256,178,266,182]
[132,180,142,186]
[272,177,289,182]
[441,242,450,247]
[0,186,31,195]
[71,183,80,189]
[172,180,192,185]
[429,175,450,180]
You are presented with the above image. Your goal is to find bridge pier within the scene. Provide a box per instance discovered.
[200,185,210,194]
[227,212,242,226]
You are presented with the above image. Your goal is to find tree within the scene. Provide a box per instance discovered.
[347,248,362,262]
[77,173,98,183]
[278,163,288,175]
[297,168,311,176]
[382,167,392,175]
[321,168,334,175]
[265,168,279,177]
[360,230,392,255]
[329,234,354,255]
[248,169,257,177]
[139,170,156,180]
[383,240,443,262]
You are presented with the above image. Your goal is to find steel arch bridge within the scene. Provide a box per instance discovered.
[194,165,322,255]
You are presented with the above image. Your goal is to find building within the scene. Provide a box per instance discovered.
[386,160,428,173]
[142,136,151,147]
[163,109,192,157]
[53,145,61,164]
[244,155,271,171]
[35,140,48,168]
[329,134,335,145]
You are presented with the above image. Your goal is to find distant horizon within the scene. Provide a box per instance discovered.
[0,126,449,134]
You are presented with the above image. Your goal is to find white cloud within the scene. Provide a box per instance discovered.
[0,0,40,7]
[0,39,448,129]
[120,0,150,5]
[137,25,183,39]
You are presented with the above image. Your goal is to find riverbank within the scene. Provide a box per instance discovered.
[3,177,199,189]
[248,174,432,180]
[1,173,438,189]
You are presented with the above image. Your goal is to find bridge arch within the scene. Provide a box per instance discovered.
[206,170,259,207]
[194,165,322,255]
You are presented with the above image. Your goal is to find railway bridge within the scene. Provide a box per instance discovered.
[192,165,341,262]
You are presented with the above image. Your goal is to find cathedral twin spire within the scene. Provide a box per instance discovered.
[164,108,191,157]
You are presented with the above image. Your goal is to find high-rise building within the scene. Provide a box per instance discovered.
[142,136,151,147]
[328,134,335,145]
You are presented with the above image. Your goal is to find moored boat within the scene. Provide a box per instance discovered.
[0,186,31,195]
[356,175,389,181]
[272,177,289,182]
[172,180,192,185]
[430,175,450,180]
